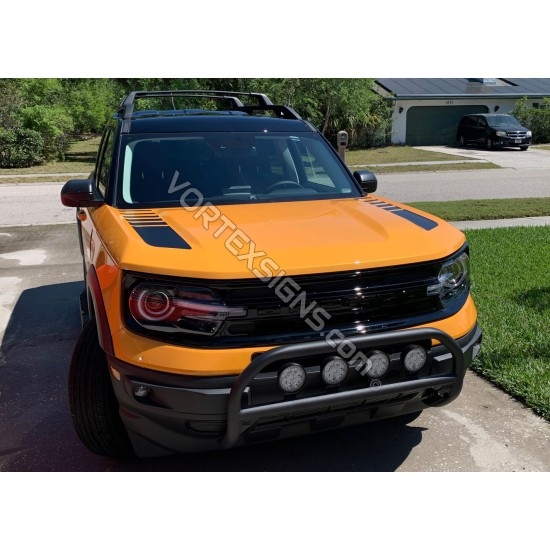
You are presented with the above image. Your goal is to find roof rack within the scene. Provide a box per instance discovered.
[118,90,301,131]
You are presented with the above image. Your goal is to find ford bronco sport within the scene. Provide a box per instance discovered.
[61,90,482,458]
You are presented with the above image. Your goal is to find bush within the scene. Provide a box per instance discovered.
[511,97,550,144]
[0,127,44,168]
[17,104,74,161]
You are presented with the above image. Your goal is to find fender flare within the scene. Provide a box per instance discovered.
[86,265,114,356]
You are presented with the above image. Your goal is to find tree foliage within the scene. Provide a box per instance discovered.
[0,78,391,168]
[189,78,392,147]
[0,78,124,167]
[63,78,125,133]
[511,96,550,144]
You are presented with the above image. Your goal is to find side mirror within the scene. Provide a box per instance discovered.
[353,170,377,194]
[61,179,103,208]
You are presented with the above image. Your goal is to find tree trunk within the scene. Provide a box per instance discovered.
[322,102,331,135]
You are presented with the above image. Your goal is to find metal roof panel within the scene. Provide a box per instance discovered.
[376,78,550,98]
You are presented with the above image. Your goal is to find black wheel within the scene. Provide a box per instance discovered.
[520,146,529,151]
[485,138,493,150]
[458,135,466,148]
[68,320,134,458]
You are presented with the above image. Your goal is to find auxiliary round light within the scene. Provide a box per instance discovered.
[365,351,390,379]
[278,363,307,393]
[321,356,349,386]
[402,345,428,373]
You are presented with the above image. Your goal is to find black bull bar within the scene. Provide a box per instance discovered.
[221,327,465,448]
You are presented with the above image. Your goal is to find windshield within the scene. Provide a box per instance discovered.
[488,115,522,126]
[117,132,360,207]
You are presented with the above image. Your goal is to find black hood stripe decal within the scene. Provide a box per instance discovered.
[121,211,191,249]
[133,226,192,249]
[364,199,438,231]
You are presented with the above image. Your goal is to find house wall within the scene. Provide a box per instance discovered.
[390,98,536,145]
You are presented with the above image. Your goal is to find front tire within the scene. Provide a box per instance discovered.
[68,320,134,458]
[485,138,493,150]
[458,135,466,148]
[520,146,529,151]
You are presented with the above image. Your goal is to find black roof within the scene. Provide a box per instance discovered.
[120,113,313,134]
[376,78,550,99]
[116,90,312,134]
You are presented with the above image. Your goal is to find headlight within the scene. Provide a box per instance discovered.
[526,130,532,138]
[427,251,470,306]
[496,130,507,137]
[128,282,246,336]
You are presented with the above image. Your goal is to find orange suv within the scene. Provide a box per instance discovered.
[61,90,482,457]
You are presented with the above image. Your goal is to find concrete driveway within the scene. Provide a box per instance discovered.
[417,144,550,171]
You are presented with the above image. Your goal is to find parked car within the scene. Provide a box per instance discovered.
[456,113,532,150]
[60,90,482,458]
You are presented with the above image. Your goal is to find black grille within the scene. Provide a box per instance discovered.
[505,130,527,138]
[216,265,440,336]
[124,252,469,348]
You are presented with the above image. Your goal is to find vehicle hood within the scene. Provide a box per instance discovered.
[93,196,466,278]
[491,123,530,131]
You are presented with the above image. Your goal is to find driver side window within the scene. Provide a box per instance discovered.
[96,130,114,197]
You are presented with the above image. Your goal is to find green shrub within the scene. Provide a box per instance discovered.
[511,97,550,144]
[17,104,74,161]
[0,127,44,168]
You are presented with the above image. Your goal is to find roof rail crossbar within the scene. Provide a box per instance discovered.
[236,104,302,120]
[118,90,275,120]
[117,90,301,132]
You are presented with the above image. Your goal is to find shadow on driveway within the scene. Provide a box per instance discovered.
[1,281,426,472]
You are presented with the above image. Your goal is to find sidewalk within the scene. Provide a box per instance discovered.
[452,217,550,230]
[0,172,89,180]
[349,159,491,168]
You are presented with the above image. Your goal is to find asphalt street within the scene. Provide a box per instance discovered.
[1,146,550,471]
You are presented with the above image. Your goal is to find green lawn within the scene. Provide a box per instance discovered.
[466,226,550,420]
[346,145,500,173]
[408,198,550,221]
[346,145,473,165]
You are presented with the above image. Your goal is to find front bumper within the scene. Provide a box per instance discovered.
[494,137,531,147]
[109,324,482,457]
